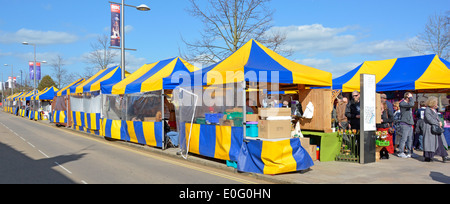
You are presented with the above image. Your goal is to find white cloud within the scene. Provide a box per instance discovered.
[0,28,78,45]
[270,24,416,58]
[296,58,361,78]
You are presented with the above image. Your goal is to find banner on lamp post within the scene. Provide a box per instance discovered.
[29,62,41,80]
[29,62,34,80]
[110,4,121,47]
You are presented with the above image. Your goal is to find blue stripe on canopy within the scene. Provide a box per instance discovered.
[376,55,435,92]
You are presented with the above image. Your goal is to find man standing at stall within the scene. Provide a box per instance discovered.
[397,92,415,158]
[346,91,361,130]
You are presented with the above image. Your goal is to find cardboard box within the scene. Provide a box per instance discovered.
[259,108,291,118]
[309,145,317,161]
[246,114,259,122]
[258,119,291,139]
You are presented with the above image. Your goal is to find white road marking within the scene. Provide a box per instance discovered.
[55,162,72,174]
[27,142,35,148]
[38,150,50,158]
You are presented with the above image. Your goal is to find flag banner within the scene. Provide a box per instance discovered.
[29,62,34,80]
[36,62,41,80]
[110,4,121,47]
[29,62,41,80]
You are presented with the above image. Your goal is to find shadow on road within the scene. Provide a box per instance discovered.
[0,142,86,184]
[429,171,450,184]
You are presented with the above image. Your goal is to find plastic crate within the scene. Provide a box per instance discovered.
[246,122,258,137]
[376,140,390,147]
[196,117,206,124]
[205,113,224,124]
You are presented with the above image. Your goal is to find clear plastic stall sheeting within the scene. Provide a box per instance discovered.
[102,90,163,122]
[172,82,246,159]
[70,92,102,114]
[54,96,67,111]
[83,91,102,114]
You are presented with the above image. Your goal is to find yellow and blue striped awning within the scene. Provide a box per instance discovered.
[56,78,85,96]
[102,57,199,94]
[193,39,332,87]
[32,86,59,100]
[333,54,450,92]
[72,66,122,94]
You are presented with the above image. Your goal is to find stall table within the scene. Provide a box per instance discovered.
[301,131,341,162]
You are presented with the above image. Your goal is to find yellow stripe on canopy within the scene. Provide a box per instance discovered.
[205,39,332,87]
[415,55,450,90]
[341,58,397,92]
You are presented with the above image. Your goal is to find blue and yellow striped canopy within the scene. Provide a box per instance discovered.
[56,78,85,96]
[72,66,122,94]
[32,86,59,100]
[191,39,332,86]
[102,57,199,94]
[333,54,450,92]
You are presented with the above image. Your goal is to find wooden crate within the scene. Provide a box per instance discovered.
[298,89,333,133]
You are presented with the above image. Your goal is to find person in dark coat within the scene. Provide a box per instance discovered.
[345,91,361,130]
[423,96,449,162]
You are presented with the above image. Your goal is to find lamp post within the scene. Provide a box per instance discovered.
[109,1,150,80]
[22,42,37,94]
[3,64,13,96]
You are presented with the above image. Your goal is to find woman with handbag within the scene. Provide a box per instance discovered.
[423,96,449,162]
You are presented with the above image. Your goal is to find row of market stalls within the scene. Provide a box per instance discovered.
[3,39,450,175]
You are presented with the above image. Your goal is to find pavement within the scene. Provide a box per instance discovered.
[37,119,450,184]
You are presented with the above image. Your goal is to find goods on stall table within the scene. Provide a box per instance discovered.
[246,121,258,137]
[336,129,360,162]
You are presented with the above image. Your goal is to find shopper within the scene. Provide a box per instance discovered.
[393,101,402,152]
[414,101,426,151]
[397,92,415,158]
[423,96,449,162]
[345,91,361,130]
[377,102,394,154]
[336,96,349,130]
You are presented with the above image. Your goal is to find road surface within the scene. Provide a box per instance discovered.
[0,111,269,184]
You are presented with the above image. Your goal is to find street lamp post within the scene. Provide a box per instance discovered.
[22,42,37,94]
[3,64,13,96]
[109,1,150,80]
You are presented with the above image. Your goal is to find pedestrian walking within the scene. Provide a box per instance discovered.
[423,96,449,163]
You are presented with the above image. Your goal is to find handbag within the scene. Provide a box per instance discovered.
[431,124,444,135]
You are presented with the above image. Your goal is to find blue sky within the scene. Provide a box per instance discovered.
[0,0,448,84]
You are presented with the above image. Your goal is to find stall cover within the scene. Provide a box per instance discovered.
[173,39,327,174]
[73,66,122,94]
[101,57,199,94]
[32,86,59,100]
[333,54,450,92]
[53,78,86,125]
[56,78,86,97]
[100,57,198,148]
[70,66,123,134]
[185,39,332,87]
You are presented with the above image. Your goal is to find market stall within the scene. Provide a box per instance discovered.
[333,54,450,92]
[53,78,86,126]
[172,39,333,174]
[31,86,59,121]
[70,66,122,135]
[333,54,450,160]
[100,57,199,148]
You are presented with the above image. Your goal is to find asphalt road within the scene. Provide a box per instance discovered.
[0,111,268,184]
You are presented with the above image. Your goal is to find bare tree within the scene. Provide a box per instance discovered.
[84,34,118,75]
[50,55,66,88]
[409,12,450,60]
[181,0,291,65]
